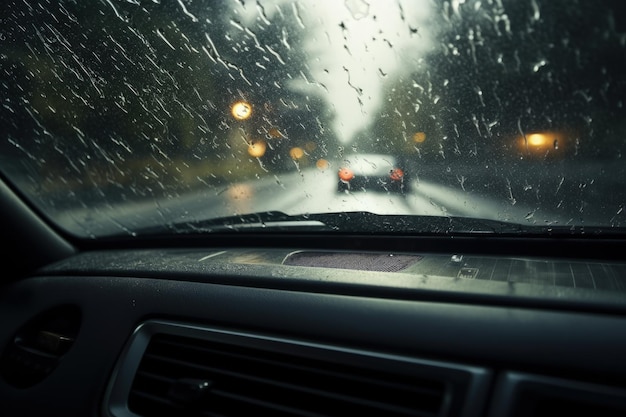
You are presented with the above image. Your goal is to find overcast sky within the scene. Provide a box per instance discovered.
[236,0,435,143]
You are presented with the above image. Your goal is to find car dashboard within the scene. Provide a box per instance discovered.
[2,0,626,415]
[2,224,626,417]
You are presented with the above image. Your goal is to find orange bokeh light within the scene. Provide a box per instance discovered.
[316,159,329,170]
[289,147,304,160]
[338,167,354,182]
[268,127,283,138]
[518,131,565,153]
[413,132,426,143]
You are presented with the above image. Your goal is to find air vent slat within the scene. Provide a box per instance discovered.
[212,389,328,417]
[135,370,174,383]
[131,389,177,407]
[211,378,430,416]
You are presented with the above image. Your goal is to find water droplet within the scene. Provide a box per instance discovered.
[344,0,370,20]
[532,59,547,72]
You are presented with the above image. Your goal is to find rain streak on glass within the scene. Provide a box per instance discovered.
[0,0,624,238]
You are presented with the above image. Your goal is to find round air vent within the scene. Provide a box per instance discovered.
[0,304,81,388]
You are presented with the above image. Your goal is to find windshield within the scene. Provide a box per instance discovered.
[1,0,625,238]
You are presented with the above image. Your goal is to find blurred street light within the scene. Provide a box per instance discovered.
[518,131,565,154]
[231,101,252,120]
[413,132,426,143]
[247,140,267,157]
[289,147,305,160]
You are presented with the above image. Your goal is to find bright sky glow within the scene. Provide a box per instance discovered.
[237,0,434,143]
[294,0,434,142]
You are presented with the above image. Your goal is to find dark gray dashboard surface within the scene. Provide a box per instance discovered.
[2,248,626,416]
[40,248,626,313]
[43,247,626,290]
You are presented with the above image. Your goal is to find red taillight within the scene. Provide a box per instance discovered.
[338,167,354,182]
[389,168,404,181]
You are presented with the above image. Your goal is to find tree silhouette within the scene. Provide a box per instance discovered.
[366,0,626,165]
[0,0,338,204]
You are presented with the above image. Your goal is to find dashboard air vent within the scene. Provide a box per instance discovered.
[105,321,490,417]
[129,333,444,416]
[0,304,81,388]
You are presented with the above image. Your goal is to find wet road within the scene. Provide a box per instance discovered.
[186,158,626,227]
[54,158,626,237]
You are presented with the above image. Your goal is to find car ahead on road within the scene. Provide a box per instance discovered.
[337,153,410,194]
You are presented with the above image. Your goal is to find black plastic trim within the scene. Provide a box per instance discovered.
[488,372,626,417]
[0,178,75,280]
[73,231,626,261]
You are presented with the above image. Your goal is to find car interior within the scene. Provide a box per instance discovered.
[2,175,626,417]
[2,1,626,417]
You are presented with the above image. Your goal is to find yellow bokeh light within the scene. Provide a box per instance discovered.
[227,184,253,200]
[413,132,426,143]
[316,159,329,170]
[231,101,252,120]
[226,184,254,214]
[247,140,266,157]
[517,131,565,154]
[527,133,548,147]
[289,147,304,160]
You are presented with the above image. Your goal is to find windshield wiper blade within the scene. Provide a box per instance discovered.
[306,212,626,236]
[147,211,534,235]
[151,211,334,234]
[304,212,533,234]
[134,211,623,237]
